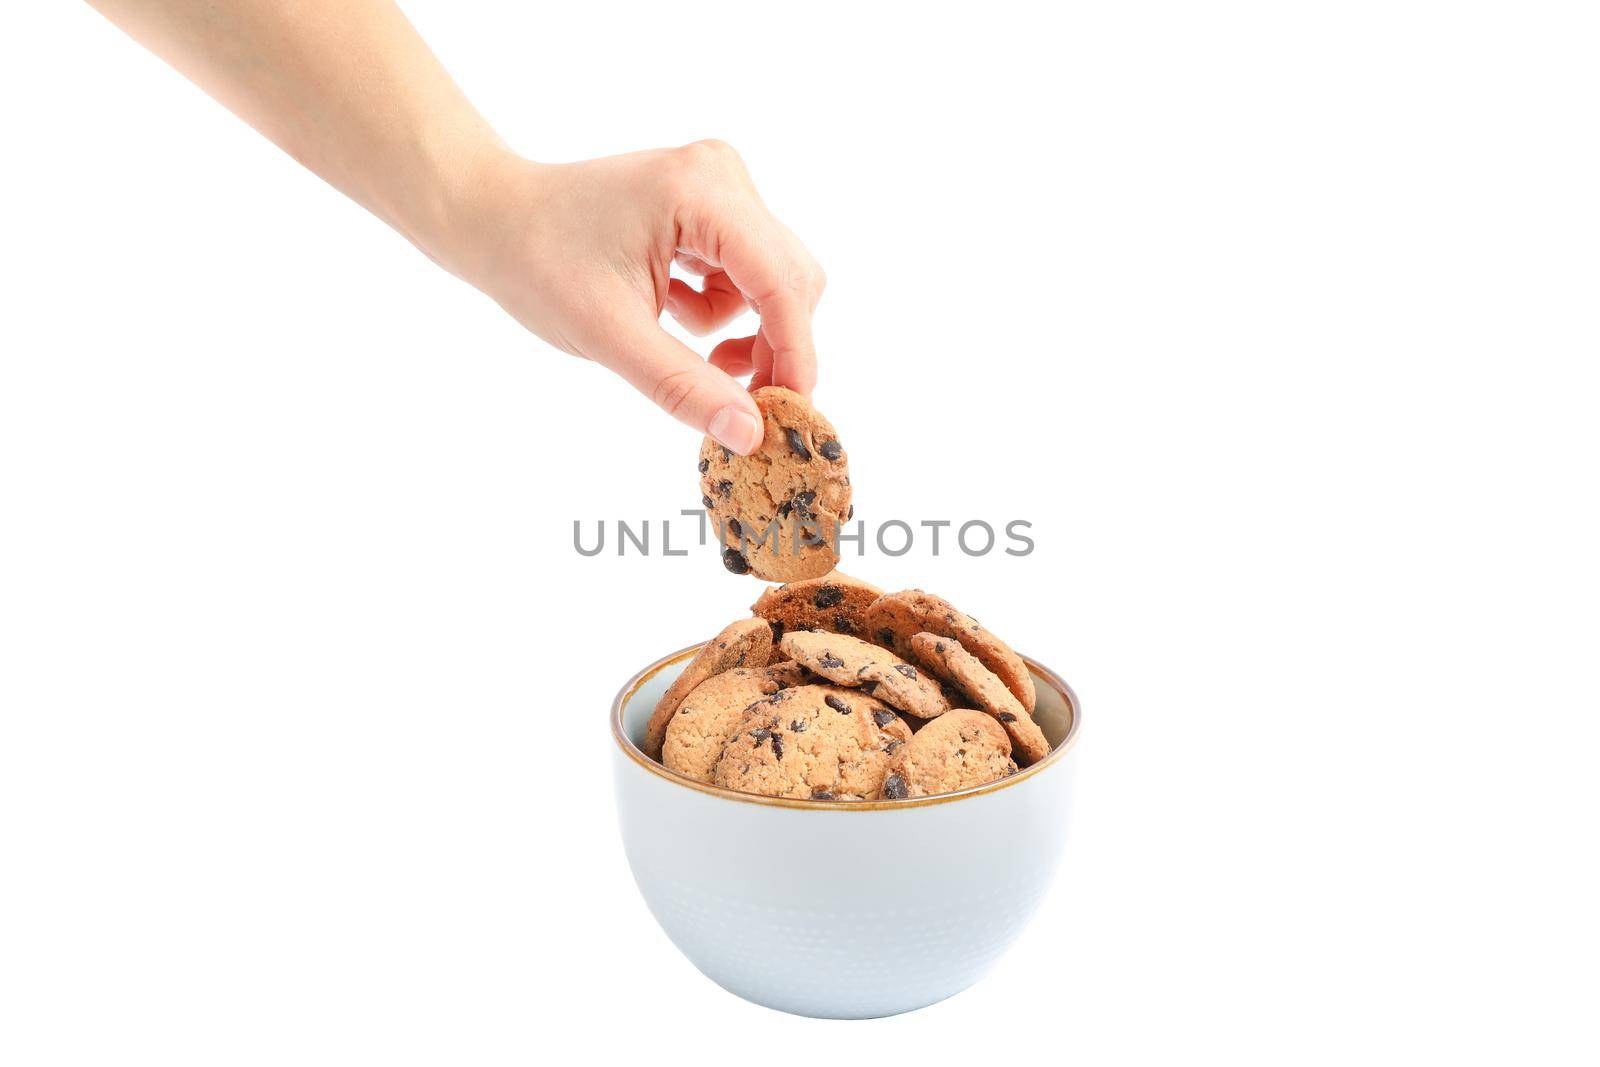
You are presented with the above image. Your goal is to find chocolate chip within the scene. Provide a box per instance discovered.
[783,427,811,460]
[792,490,817,519]
[835,616,857,634]
[722,547,750,574]
[819,439,842,461]
[811,789,836,801]
[998,712,1018,723]
[716,480,733,497]
[769,619,785,643]
[789,719,808,732]
[875,628,896,647]
[884,740,903,755]
[893,663,918,679]
[776,498,793,519]
[813,586,844,609]
[750,728,773,744]
[728,518,742,538]
[818,651,845,670]
[845,504,854,521]
[883,774,909,800]
[824,695,851,715]
[872,709,895,728]
[935,640,947,653]
[859,680,879,695]
[698,458,710,473]
[771,733,784,760]
[701,495,714,508]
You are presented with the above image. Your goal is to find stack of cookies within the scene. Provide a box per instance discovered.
[643,577,1048,801]
[652,387,1050,801]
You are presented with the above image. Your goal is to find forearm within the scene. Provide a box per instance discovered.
[88,0,505,262]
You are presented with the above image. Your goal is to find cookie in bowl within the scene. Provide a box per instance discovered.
[881,709,1018,800]
[641,617,772,760]
[751,570,882,642]
[661,663,808,783]
[779,629,952,720]
[712,684,908,800]
[864,588,1036,713]
[908,632,1050,765]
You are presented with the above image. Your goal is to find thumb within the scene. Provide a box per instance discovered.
[602,321,765,454]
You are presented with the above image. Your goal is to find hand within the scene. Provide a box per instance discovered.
[82,1,822,455]
[442,141,826,454]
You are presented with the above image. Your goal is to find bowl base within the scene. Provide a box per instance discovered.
[703,971,979,1020]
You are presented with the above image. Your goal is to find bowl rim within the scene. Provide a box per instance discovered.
[610,641,1081,811]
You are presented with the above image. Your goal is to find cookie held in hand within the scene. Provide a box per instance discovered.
[699,387,851,582]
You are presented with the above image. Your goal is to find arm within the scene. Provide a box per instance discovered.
[86,0,825,453]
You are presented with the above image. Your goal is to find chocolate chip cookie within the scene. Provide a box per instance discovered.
[881,709,1018,799]
[778,630,952,719]
[698,386,851,582]
[751,570,882,643]
[712,684,904,800]
[909,632,1050,765]
[864,589,1037,713]
[643,617,773,760]
[661,663,808,783]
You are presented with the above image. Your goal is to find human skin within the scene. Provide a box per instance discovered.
[86,0,826,454]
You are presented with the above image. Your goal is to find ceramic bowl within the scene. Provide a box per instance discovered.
[610,643,1081,1019]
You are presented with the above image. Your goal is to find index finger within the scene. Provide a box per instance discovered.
[753,298,817,396]
[713,216,824,396]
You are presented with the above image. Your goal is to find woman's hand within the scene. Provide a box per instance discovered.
[84,1,823,455]
[439,141,826,454]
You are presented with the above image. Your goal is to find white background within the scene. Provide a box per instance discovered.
[3,2,1596,1063]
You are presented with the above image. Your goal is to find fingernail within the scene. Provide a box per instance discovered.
[708,405,762,455]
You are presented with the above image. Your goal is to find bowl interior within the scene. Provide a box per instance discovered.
[619,646,1077,754]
